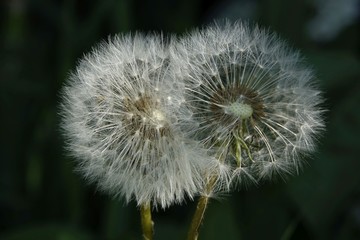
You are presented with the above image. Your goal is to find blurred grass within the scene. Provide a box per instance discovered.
[1,0,360,239]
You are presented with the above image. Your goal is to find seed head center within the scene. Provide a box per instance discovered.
[151,109,166,125]
[224,102,253,119]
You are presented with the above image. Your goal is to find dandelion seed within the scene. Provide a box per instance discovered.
[60,33,211,209]
[171,20,325,190]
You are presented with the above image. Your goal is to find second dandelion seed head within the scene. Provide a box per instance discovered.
[171,20,325,191]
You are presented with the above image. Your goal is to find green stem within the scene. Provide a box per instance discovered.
[187,195,209,240]
[187,176,217,240]
[140,203,153,240]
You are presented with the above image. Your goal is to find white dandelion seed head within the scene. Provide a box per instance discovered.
[60,33,212,209]
[170,20,325,188]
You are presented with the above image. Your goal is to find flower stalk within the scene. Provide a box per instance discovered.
[187,195,209,240]
[140,203,153,240]
[187,175,217,240]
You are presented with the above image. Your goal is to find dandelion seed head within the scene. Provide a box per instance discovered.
[61,33,211,209]
[171,20,325,189]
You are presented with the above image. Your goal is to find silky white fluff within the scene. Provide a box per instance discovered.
[170,21,325,189]
[60,33,212,209]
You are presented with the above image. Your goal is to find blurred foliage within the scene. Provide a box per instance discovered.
[1,0,359,239]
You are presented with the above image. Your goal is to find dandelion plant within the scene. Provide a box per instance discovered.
[60,20,324,240]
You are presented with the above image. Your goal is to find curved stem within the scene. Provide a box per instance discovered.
[187,195,209,240]
[187,176,216,240]
[140,203,153,240]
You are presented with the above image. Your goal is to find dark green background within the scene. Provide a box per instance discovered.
[1,0,360,239]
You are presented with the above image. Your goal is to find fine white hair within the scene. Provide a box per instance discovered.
[60,33,214,209]
[170,20,325,190]
[61,20,325,203]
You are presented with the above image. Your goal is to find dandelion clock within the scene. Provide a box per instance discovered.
[170,21,325,239]
[60,33,212,239]
[172,21,324,187]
